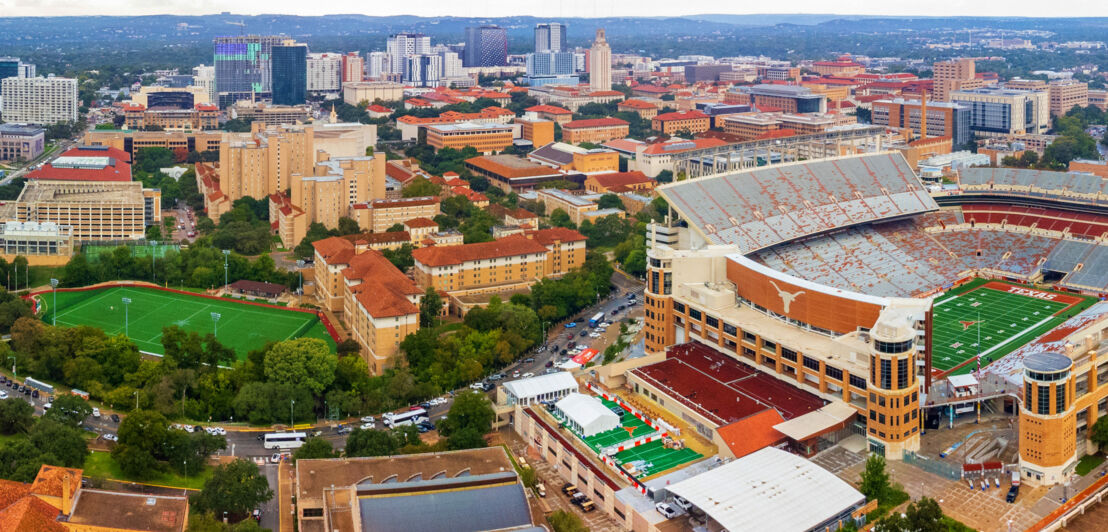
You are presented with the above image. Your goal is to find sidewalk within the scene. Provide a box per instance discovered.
[278,460,294,532]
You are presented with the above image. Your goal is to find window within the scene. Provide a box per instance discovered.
[303,508,324,517]
[897,358,910,390]
[881,358,892,390]
[673,302,685,313]
[878,413,886,424]
[781,348,797,362]
[803,356,820,371]
[1037,385,1050,416]
[826,365,843,381]
[1055,384,1066,415]
[723,323,737,336]
[663,272,672,295]
[706,316,719,328]
[689,308,702,320]
[763,340,777,351]
[1025,382,1032,407]
[850,375,867,390]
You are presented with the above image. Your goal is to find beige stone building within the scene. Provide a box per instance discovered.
[933,58,984,101]
[1048,80,1089,116]
[351,196,441,233]
[270,153,388,247]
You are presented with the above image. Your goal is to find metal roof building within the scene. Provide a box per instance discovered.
[666,447,866,532]
[501,372,578,406]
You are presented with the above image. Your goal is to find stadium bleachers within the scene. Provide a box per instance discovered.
[962,203,1108,239]
[959,168,1108,207]
[662,153,938,252]
[1064,246,1108,289]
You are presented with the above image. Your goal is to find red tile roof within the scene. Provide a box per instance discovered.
[371,196,440,209]
[367,104,392,113]
[562,118,629,129]
[27,146,132,182]
[505,208,538,220]
[716,409,787,459]
[412,234,549,267]
[404,217,439,229]
[525,105,572,115]
[618,99,657,110]
[312,236,356,264]
[588,171,653,189]
[344,250,422,318]
[653,110,708,122]
[0,496,64,532]
[524,227,586,245]
[633,85,671,94]
[588,90,625,97]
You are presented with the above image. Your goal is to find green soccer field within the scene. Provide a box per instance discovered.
[38,286,335,359]
[931,279,1093,376]
[569,398,703,478]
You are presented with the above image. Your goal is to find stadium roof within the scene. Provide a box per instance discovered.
[658,152,937,253]
[502,372,577,401]
[667,447,865,532]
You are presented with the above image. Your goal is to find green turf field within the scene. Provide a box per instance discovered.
[84,243,180,262]
[39,286,334,359]
[931,279,1094,375]
[566,398,702,478]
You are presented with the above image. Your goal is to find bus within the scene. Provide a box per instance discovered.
[383,408,427,428]
[24,377,54,395]
[588,312,605,327]
[263,432,307,450]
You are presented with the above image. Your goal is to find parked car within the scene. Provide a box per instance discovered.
[523,358,535,364]
[521,373,534,378]
[1006,485,1019,503]
[0,391,6,400]
[269,453,283,463]
[563,322,576,329]
[360,422,375,430]
[252,509,262,523]
[535,482,546,497]
[673,496,692,511]
[545,360,554,368]
[419,402,432,410]
[579,331,587,337]
[110,414,120,423]
[336,425,351,435]
[470,382,486,390]
[655,502,678,519]
[91,408,100,418]
[561,483,577,496]
[31,390,38,399]
[361,416,375,424]
[482,382,494,391]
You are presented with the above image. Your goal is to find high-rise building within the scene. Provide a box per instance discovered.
[464,26,508,67]
[366,52,389,80]
[1048,80,1088,116]
[0,58,17,80]
[1,76,78,125]
[933,58,984,102]
[534,23,567,53]
[440,51,464,79]
[272,43,308,106]
[192,65,216,104]
[213,35,289,107]
[342,52,364,83]
[871,98,973,146]
[526,52,575,77]
[951,87,1050,137]
[386,33,431,75]
[589,29,612,92]
[405,55,443,87]
[307,53,343,95]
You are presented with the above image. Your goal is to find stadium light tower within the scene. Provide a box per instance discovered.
[222,249,230,292]
[150,240,158,283]
[49,278,58,326]
[211,312,221,336]
[121,297,132,336]
[296,259,305,306]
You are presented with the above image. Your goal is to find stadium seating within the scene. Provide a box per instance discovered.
[962,203,1108,239]
[1063,246,1108,289]
[662,153,938,252]
[959,168,1108,207]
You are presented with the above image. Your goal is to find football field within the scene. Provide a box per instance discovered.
[39,286,335,359]
[931,279,1093,376]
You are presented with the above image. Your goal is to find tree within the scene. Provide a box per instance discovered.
[860,454,891,502]
[263,338,337,395]
[345,428,398,457]
[337,217,361,235]
[548,510,589,532]
[291,437,335,462]
[419,287,442,327]
[1091,415,1108,450]
[0,398,34,434]
[440,391,494,441]
[44,394,92,427]
[402,177,442,198]
[191,459,273,520]
[597,193,624,210]
[877,497,945,532]
[549,208,575,229]
[29,419,89,468]
[655,170,674,184]
[386,223,406,233]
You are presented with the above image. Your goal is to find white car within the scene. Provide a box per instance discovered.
[269,453,283,463]
[589,332,601,338]
[655,502,678,519]
[673,496,692,511]
[601,322,612,327]
[0,391,7,400]
[360,415,375,424]
[42,402,50,410]
[103,434,117,442]
[360,422,375,430]
[469,382,486,390]
[521,372,534,378]
[92,408,100,418]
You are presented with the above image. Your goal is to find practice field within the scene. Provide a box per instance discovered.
[564,398,702,479]
[931,279,1094,376]
[83,243,180,262]
[38,286,335,359]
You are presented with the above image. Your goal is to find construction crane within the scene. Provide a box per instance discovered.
[225,21,246,35]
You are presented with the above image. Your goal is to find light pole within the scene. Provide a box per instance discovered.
[49,278,58,326]
[211,312,221,337]
[290,399,295,428]
[121,297,131,336]
[133,391,139,411]
[6,356,14,377]
[222,249,230,292]
[296,259,305,307]
[150,240,158,283]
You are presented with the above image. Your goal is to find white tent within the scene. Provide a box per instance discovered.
[555,393,619,437]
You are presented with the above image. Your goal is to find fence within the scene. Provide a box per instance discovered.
[903,451,962,480]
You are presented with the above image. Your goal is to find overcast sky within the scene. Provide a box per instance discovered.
[0,0,1103,18]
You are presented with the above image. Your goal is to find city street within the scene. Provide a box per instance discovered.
[168,204,198,242]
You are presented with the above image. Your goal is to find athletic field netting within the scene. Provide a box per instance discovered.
[84,243,181,262]
[931,279,1094,376]
[564,397,702,479]
[38,286,335,359]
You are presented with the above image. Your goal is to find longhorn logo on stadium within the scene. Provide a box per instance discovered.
[770,281,805,314]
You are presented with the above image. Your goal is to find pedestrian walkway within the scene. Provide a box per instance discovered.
[278,460,294,532]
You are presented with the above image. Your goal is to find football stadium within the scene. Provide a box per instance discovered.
[639,151,1108,471]
[30,284,337,358]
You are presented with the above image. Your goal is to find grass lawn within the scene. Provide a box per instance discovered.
[1075,453,1106,476]
[39,286,335,359]
[83,451,211,490]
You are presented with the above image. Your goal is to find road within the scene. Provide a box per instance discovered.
[0,138,77,185]
[167,204,198,243]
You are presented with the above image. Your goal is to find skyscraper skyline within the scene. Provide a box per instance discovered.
[213,35,289,107]
[386,33,432,76]
[271,42,307,105]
